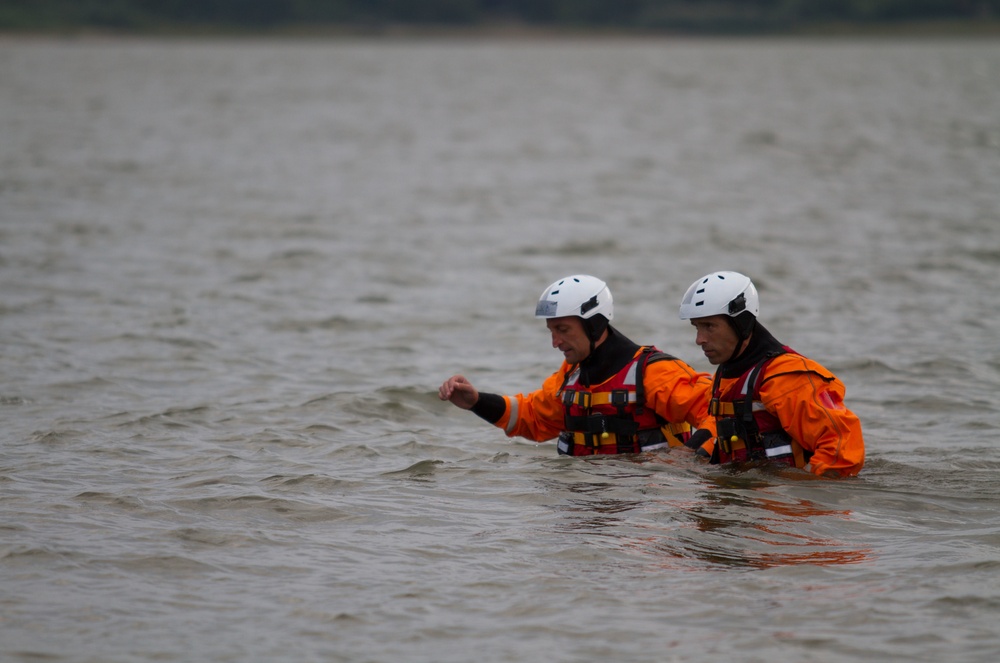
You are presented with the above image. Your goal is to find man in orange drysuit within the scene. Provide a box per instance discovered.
[678,271,865,477]
[439,275,715,456]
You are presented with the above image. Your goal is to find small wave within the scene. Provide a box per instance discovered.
[519,239,619,257]
[106,553,221,574]
[168,527,278,547]
[30,428,86,446]
[301,391,356,408]
[877,393,981,414]
[382,459,443,479]
[261,473,364,492]
[178,474,250,489]
[853,457,1000,503]
[947,119,1000,151]
[967,247,1000,264]
[46,377,117,392]
[0,544,80,563]
[836,357,899,374]
[266,248,326,263]
[376,385,454,416]
[75,491,148,511]
[321,443,382,462]
[102,332,217,350]
[115,405,216,430]
[302,386,447,425]
[356,294,391,304]
[924,560,1000,576]
[268,315,369,333]
[169,494,355,523]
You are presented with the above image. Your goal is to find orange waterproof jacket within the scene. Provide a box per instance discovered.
[705,353,865,477]
[493,351,715,446]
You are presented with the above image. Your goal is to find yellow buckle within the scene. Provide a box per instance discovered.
[574,431,614,448]
[710,400,736,416]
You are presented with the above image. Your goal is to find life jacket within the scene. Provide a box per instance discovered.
[709,349,811,468]
[556,348,692,456]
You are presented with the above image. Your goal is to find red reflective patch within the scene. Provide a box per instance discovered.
[818,390,845,410]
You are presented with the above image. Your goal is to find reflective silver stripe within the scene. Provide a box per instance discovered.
[640,442,668,451]
[504,398,519,434]
[765,444,792,458]
[557,438,570,454]
[752,401,767,412]
[565,368,580,386]
[623,360,638,386]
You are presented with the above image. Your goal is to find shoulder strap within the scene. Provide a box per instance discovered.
[740,360,768,422]
[735,351,789,446]
[743,350,787,411]
[559,363,580,392]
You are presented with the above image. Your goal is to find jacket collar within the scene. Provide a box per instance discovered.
[718,322,786,379]
[577,326,641,387]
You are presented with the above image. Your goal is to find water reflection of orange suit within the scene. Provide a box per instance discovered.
[682,483,872,568]
[617,478,872,569]
[703,350,865,478]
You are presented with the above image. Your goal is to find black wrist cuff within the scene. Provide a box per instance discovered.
[471,392,506,424]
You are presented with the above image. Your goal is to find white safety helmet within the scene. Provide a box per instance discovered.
[679,271,759,337]
[535,274,614,322]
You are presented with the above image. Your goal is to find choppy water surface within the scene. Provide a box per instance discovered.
[2,35,999,662]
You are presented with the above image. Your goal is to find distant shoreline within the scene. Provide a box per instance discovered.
[2,18,999,40]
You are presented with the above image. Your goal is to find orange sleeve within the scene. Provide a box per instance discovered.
[493,364,569,443]
[642,358,715,433]
[759,355,865,477]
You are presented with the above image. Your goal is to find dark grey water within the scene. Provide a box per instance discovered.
[1,36,999,662]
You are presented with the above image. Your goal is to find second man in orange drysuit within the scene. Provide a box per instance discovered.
[678,271,865,477]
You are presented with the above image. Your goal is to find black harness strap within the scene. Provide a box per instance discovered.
[713,350,787,460]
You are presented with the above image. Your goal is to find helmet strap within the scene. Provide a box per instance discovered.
[581,316,609,361]
[583,315,609,343]
[730,312,756,341]
[724,315,756,362]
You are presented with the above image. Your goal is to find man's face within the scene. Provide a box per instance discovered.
[546,316,591,364]
[691,315,740,365]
